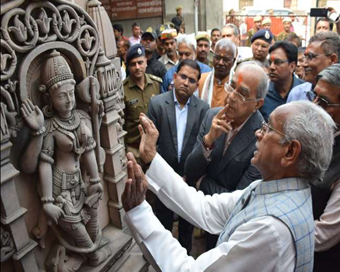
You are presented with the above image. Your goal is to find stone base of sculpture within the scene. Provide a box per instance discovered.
[44,225,132,272]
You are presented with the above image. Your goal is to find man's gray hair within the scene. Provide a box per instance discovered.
[224,23,240,37]
[281,101,336,183]
[215,38,237,58]
[237,61,269,98]
[317,63,340,87]
[309,31,340,62]
[177,34,197,50]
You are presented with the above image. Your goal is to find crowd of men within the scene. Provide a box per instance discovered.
[113,5,340,271]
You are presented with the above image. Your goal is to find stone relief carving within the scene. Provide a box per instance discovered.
[20,50,111,269]
[0,226,15,263]
[0,0,128,270]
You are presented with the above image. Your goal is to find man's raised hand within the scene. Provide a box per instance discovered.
[138,113,159,164]
[122,153,149,212]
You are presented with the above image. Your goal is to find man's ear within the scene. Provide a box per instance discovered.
[330,53,338,64]
[173,72,178,81]
[289,62,296,74]
[255,98,264,111]
[281,140,301,168]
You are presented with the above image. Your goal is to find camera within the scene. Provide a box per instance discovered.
[310,8,328,17]
[310,8,340,22]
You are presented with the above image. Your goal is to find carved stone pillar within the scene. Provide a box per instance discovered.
[1,105,39,271]
[87,0,117,59]
[95,49,127,228]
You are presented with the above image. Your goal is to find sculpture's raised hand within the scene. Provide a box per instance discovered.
[20,99,44,132]
[43,203,65,225]
[122,153,148,212]
[138,113,159,164]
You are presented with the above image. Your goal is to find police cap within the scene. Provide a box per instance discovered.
[126,44,145,65]
[251,29,273,44]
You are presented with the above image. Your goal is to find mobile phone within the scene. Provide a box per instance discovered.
[310,8,328,17]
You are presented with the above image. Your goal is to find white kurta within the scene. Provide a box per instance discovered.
[124,154,296,272]
[315,179,340,252]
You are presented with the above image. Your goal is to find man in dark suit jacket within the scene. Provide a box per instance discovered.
[184,62,268,250]
[147,59,209,253]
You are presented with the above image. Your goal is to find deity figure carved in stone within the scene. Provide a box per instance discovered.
[20,50,110,267]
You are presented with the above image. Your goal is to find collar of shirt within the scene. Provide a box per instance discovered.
[255,177,309,195]
[161,53,178,66]
[127,74,153,89]
[214,74,229,86]
[269,75,305,100]
[223,113,252,154]
[173,89,191,107]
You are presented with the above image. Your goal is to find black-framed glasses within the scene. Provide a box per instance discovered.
[213,54,234,64]
[178,73,197,84]
[224,83,261,103]
[268,59,289,66]
[304,52,331,62]
[307,90,340,108]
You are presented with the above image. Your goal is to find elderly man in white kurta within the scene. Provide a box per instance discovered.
[122,101,335,272]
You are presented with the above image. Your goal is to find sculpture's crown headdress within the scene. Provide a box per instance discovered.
[41,50,74,91]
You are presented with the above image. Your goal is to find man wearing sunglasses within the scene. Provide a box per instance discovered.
[185,62,267,250]
[260,41,304,121]
[287,31,339,103]
[307,64,340,272]
[146,59,209,254]
[122,100,335,271]
[198,39,237,108]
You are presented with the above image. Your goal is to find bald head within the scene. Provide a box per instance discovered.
[237,62,269,98]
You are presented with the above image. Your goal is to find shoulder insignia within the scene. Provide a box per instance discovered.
[149,74,163,83]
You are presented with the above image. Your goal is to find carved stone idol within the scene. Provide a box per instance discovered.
[20,50,111,269]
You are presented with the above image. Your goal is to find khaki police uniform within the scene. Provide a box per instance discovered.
[276,31,290,41]
[123,73,161,159]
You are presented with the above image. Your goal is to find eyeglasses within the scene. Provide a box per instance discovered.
[260,121,290,143]
[213,54,234,64]
[225,83,260,103]
[303,52,331,62]
[307,90,340,108]
[178,73,197,84]
[268,59,289,66]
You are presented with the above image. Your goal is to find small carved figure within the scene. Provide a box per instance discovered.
[21,50,110,268]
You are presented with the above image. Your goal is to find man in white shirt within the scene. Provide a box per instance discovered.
[129,22,141,46]
[122,100,335,271]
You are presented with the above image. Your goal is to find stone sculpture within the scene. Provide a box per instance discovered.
[20,50,110,268]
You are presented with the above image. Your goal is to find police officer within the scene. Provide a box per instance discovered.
[240,29,273,68]
[124,44,162,161]
[140,27,167,79]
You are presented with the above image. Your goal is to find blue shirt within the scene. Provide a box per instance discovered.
[161,61,212,93]
[260,76,305,121]
[286,82,312,103]
[173,91,190,162]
